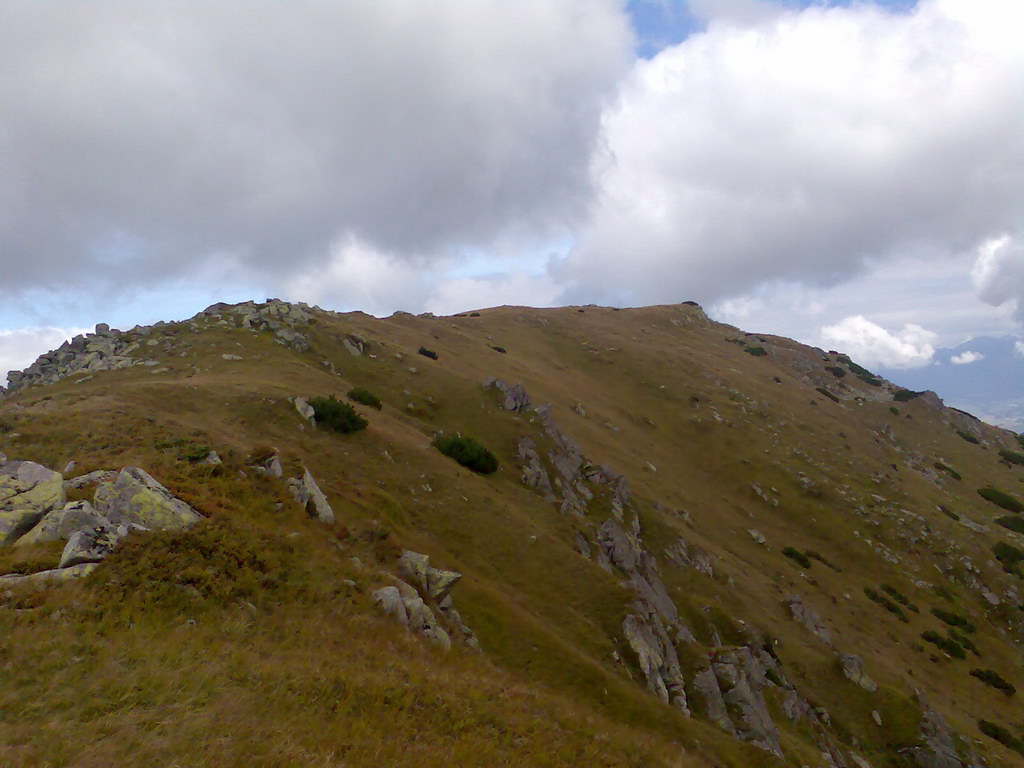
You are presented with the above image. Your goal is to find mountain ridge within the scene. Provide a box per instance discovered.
[0,298,1022,767]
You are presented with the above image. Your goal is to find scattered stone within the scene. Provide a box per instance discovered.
[747,529,768,546]
[784,595,833,647]
[839,653,877,692]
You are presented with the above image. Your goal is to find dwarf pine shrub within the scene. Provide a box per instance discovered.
[433,435,498,474]
[978,487,1024,513]
[347,387,382,410]
[998,449,1024,466]
[978,720,1024,754]
[744,346,767,357]
[934,462,961,481]
[921,630,966,660]
[970,669,1015,696]
[893,389,923,402]
[956,429,980,444]
[309,395,368,433]
[931,608,975,633]
[995,516,1024,534]
[782,547,811,569]
[418,346,439,360]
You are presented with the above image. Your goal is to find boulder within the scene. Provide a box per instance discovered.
[0,459,64,545]
[784,594,833,647]
[287,468,335,524]
[294,396,315,425]
[16,500,112,545]
[372,586,410,627]
[92,467,202,530]
[839,653,877,692]
[397,550,431,594]
[59,524,126,568]
[0,562,97,588]
[64,470,118,490]
[693,666,735,735]
[403,596,451,651]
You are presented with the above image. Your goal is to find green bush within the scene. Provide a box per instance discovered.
[418,346,438,360]
[934,462,961,481]
[180,443,211,463]
[491,345,507,354]
[970,669,1015,696]
[956,429,980,444]
[309,395,368,433]
[938,505,960,521]
[948,629,980,656]
[998,449,1024,466]
[995,516,1024,534]
[921,630,966,659]
[865,588,909,622]
[931,608,975,633]
[782,547,811,569]
[347,387,382,410]
[993,541,1024,575]
[978,720,1024,754]
[806,550,842,572]
[893,389,923,402]
[433,435,498,474]
[825,366,846,378]
[744,346,767,357]
[815,387,840,403]
[881,584,919,613]
[978,487,1024,513]
[890,406,900,416]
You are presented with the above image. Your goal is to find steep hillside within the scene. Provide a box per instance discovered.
[1,299,1022,768]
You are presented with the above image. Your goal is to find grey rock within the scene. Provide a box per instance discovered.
[839,653,877,692]
[63,470,118,490]
[0,562,97,587]
[92,467,202,530]
[403,596,451,651]
[59,525,127,568]
[294,396,315,424]
[784,594,833,647]
[17,500,112,545]
[484,378,531,412]
[197,450,222,467]
[747,528,768,545]
[372,586,410,626]
[288,467,335,524]
[712,647,783,757]
[623,610,688,714]
[693,666,735,734]
[0,459,65,545]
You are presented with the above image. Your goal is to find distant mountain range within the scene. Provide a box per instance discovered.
[878,335,1024,431]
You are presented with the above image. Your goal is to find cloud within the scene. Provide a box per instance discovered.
[558,0,1024,308]
[1015,341,1024,358]
[971,233,1024,320]
[950,350,984,365]
[0,327,90,386]
[820,315,936,369]
[0,1,630,293]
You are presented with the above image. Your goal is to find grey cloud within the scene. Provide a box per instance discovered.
[556,0,1024,309]
[0,1,630,292]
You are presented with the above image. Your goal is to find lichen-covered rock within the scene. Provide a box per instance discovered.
[92,467,202,530]
[403,596,451,651]
[711,647,783,757]
[59,524,129,568]
[0,562,97,588]
[907,698,982,768]
[484,378,531,412]
[397,550,431,593]
[287,467,335,524]
[664,537,714,577]
[693,666,735,735]
[623,605,689,714]
[0,459,64,545]
[839,653,877,693]
[16,500,111,545]
[63,470,118,490]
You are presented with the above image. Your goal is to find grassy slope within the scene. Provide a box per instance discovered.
[0,302,1022,767]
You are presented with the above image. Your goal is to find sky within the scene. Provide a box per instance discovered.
[1,0,1022,387]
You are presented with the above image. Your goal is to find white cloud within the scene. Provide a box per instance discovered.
[0,1,630,291]
[0,327,90,387]
[820,315,936,369]
[558,0,1024,308]
[424,273,562,316]
[971,233,1024,319]
[1015,341,1024,358]
[950,350,984,365]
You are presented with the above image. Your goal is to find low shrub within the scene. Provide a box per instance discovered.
[948,629,980,656]
[993,541,1024,575]
[806,550,842,572]
[491,346,507,354]
[934,462,961,481]
[744,346,767,357]
[346,387,382,410]
[998,449,1024,466]
[995,516,1024,534]
[180,443,211,463]
[865,588,909,622]
[890,406,900,416]
[938,505,960,521]
[921,630,966,660]
[893,389,923,402]
[433,435,499,474]
[970,668,1016,696]
[978,720,1024,754]
[931,608,975,633]
[815,387,840,403]
[859,375,883,386]
[956,429,980,444]
[309,395,368,433]
[825,366,846,378]
[418,346,439,360]
[881,584,919,613]
[782,547,811,569]
[978,487,1024,513]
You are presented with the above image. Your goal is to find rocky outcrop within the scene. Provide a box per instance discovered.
[64,470,118,490]
[0,459,64,545]
[202,298,316,351]
[374,551,478,651]
[710,647,783,757]
[839,653,877,693]
[294,396,315,425]
[59,522,142,568]
[287,467,335,524]
[663,537,714,577]
[5,324,151,393]
[784,594,833,647]
[0,562,98,588]
[905,697,982,768]
[484,378,531,412]
[93,467,202,530]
